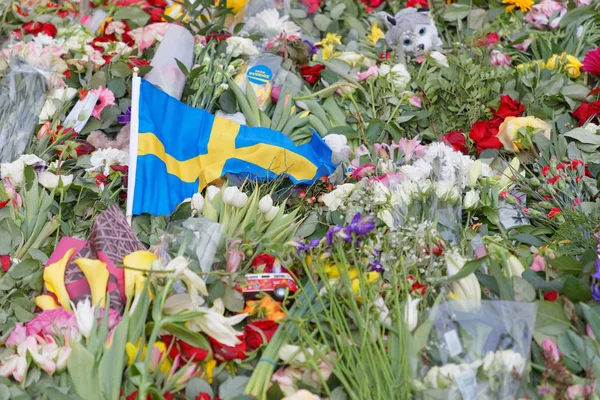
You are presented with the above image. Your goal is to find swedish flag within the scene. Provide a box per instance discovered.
[127,77,336,216]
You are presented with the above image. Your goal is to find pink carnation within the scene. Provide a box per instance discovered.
[524,0,567,30]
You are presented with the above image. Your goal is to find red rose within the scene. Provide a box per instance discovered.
[209,336,247,362]
[547,208,561,218]
[300,64,325,85]
[163,335,210,362]
[493,95,524,119]
[406,0,428,7]
[469,119,502,153]
[360,0,384,12]
[148,0,168,7]
[442,130,467,154]
[75,141,96,157]
[196,394,212,400]
[252,254,275,272]
[147,7,164,23]
[23,22,43,35]
[245,320,279,350]
[1,255,10,273]
[572,101,600,126]
[544,290,558,302]
[206,31,232,43]
[41,23,57,38]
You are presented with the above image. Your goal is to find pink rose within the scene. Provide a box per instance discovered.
[489,50,511,67]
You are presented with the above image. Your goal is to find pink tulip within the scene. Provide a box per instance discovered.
[225,239,245,273]
[489,50,511,67]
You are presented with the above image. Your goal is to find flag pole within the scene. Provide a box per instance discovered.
[126,67,141,226]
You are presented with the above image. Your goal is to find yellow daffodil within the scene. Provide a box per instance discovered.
[43,248,76,311]
[126,341,172,375]
[502,0,533,13]
[204,359,217,384]
[316,33,342,47]
[367,23,385,46]
[74,258,109,308]
[122,250,157,299]
[35,295,60,311]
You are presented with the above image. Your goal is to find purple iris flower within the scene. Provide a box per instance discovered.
[592,258,600,280]
[117,107,131,125]
[326,225,345,245]
[368,259,384,273]
[304,40,319,58]
[346,213,376,236]
[592,282,600,302]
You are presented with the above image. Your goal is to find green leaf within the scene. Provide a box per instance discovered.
[535,300,571,335]
[560,5,595,28]
[90,71,107,90]
[581,303,600,342]
[313,14,332,31]
[186,378,214,400]
[330,3,346,20]
[561,276,592,303]
[99,314,129,400]
[428,257,487,284]
[110,62,132,78]
[522,270,562,291]
[510,233,544,247]
[161,323,212,356]
[113,7,150,27]
[487,259,514,301]
[442,3,470,21]
[222,284,245,313]
[296,213,318,238]
[219,376,251,400]
[107,78,126,98]
[67,340,102,400]
[9,259,40,280]
[561,84,590,101]
[513,276,536,302]
[366,119,384,144]
[175,58,189,77]
[549,256,584,275]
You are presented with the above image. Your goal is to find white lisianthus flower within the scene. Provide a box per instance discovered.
[191,193,204,213]
[390,63,411,90]
[225,37,260,57]
[463,190,480,210]
[321,183,355,211]
[38,171,74,189]
[323,134,352,164]
[429,51,449,68]
[71,298,95,339]
[258,194,274,214]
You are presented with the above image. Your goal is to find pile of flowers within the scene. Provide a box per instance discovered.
[2,0,600,399]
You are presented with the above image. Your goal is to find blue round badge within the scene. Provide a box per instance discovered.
[246,65,272,85]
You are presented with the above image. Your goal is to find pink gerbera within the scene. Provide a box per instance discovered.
[90,86,115,119]
[582,48,600,75]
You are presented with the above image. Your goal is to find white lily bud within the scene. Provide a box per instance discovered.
[506,255,525,278]
[468,160,482,188]
[258,194,274,214]
[445,251,481,303]
[191,193,204,213]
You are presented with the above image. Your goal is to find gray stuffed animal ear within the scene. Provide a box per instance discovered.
[376,11,397,29]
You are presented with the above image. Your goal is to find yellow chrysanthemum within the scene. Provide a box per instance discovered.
[502,0,533,13]
[367,23,385,46]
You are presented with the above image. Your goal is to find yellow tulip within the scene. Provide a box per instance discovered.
[122,251,157,299]
[74,258,109,308]
[43,248,76,311]
[35,295,60,311]
[351,272,380,295]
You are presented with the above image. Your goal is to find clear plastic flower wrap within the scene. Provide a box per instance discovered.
[156,218,224,275]
[0,60,48,164]
[412,300,538,400]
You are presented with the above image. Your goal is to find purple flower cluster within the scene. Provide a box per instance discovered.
[326,212,376,246]
[592,233,600,301]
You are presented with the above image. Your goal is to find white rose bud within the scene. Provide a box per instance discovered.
[258,194,274,214]
[463,190,480,210]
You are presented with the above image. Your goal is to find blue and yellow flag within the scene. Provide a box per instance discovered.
[127,78,336,216]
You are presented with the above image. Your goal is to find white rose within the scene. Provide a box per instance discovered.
[390,64,411,90]
[39,86,77,122]
[258,194,274,214]
[463,190,480,210]
[321,183,355,211]
[38,172,73,189]
[323,134,351,164]
[429,51,449,68]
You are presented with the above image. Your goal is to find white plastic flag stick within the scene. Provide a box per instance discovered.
[126,68,141,225]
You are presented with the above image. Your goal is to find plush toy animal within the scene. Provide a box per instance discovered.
[377,8,443,56]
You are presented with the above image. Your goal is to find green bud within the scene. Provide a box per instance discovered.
[539,201,554,210]
[530,178,541,186]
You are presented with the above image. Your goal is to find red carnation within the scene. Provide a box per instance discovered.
[541,165,550,177]
[582,48,600,76]
[300,0,322,13]
[493,95,524,119]
[486,32,499,47]
[22,21,43,35]
[196,394,211,400]
[162,335,210,362]
[406,0,428,7]
[245,320,279,350]
[41,23,57,38]
[209,336,247,362]
[442,130,467,154]
[572,101,600,126]
[300,64,325,85]
[547,208,561,218]
[411,282,427,296]
[95,173,108,188]
[1,255,10,273]
[11,30,22,39]
[252,254,275,272]
[544,290,558,302]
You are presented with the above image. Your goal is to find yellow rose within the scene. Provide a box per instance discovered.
[564,55,582,78]
[497,116,551,152]
[546,54,559,70]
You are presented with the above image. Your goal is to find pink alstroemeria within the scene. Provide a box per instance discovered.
[372,172,404,187]
[350,144,370,168]
[357,65,378,81]
[542,339,560,362]
[513,38,533,52]
[530,254,546,272]
[351,164,376,180]
[3,178,22,208]
[0,337,32,382]
[489,50,511,67]
[397,137,426,161]
[409,96,422,108]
